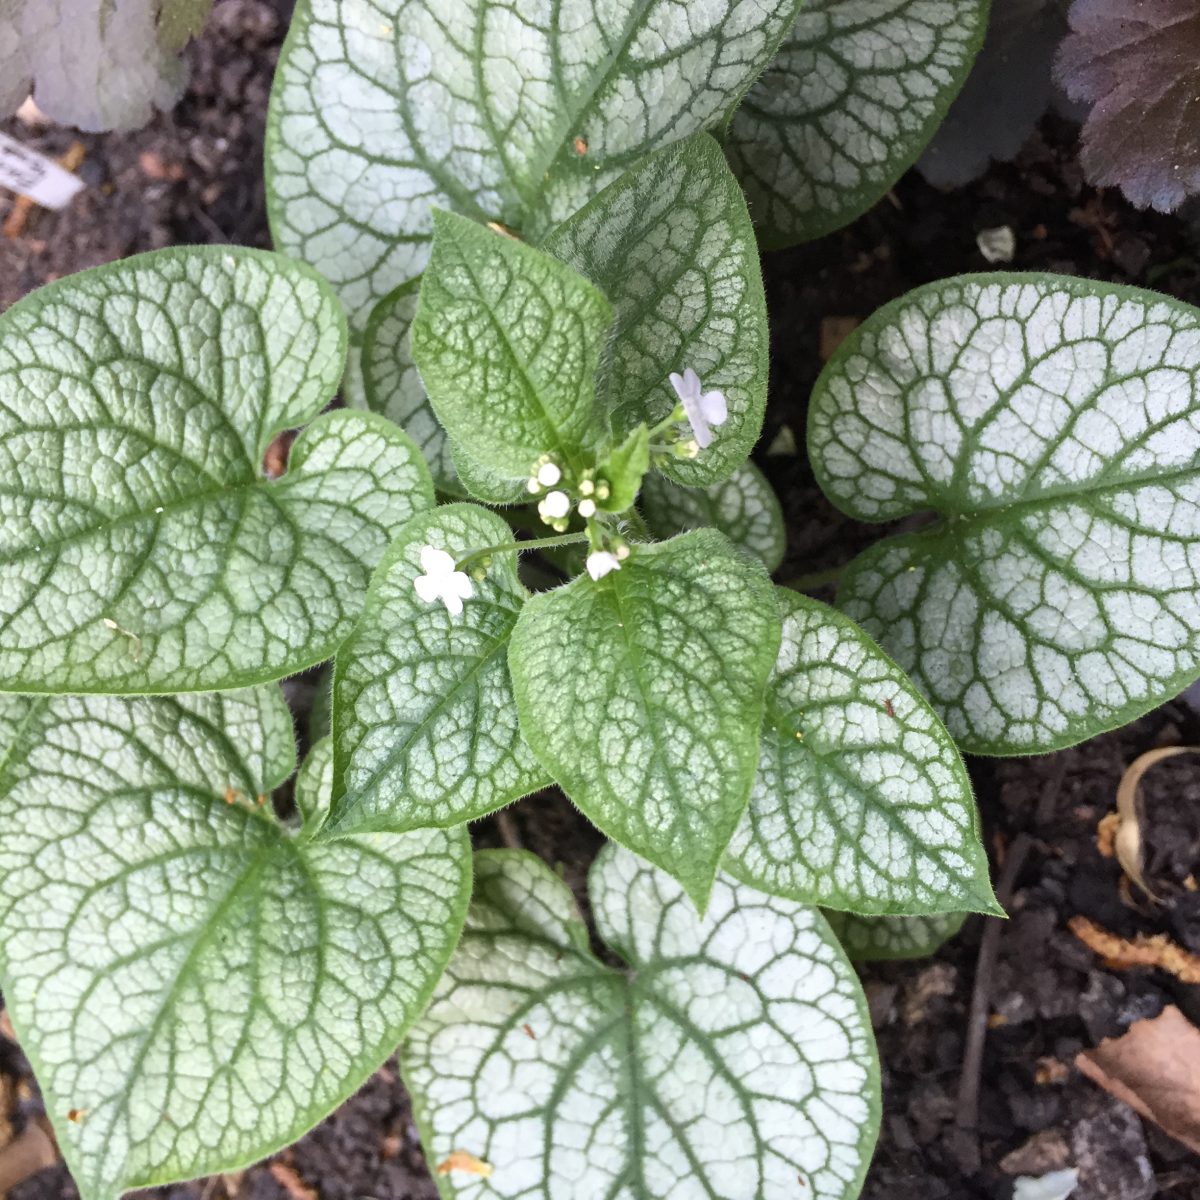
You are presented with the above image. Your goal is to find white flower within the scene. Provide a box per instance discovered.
[669,367,727,449]
[536,461,562,487]
[539,490,570,520]
[413,545,473,615]
[577,498,596,519]
[586,550,622,581]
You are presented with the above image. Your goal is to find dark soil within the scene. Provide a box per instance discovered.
[2,3,1200,1197]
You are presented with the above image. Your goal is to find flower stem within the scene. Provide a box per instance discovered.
[456,531,590,572]
[780,564,845,592]
[646,404,686,440]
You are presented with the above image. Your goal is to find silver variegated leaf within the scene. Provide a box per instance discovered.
[405,844,880,1200]
[329,504,548,835]
[543,134,768,487]
[0,247,433,694]
[825,909,968,961]
[0,689,470,1200]
[508,529,780,908]
[266,0,800,344]
[727,0,989,246]
[810,274,1200,753]
[640,461,786,571]
[725,589,997,915]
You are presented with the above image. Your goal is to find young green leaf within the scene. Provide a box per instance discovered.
[363,276,458,491]
[404,844,880,1200]
[725,590,996,915]
[595,423,650,515]
[809,273,1200,754]
[640,461,786,572]
[0,689,471,1200]
[727,0,989,247]
[266,0,800,344]
[412,212,612,481]
[824,909,968,962]
[543,134,769,486]
[329,505,549,836]
[0,247,434,695]
[508,529,780,907]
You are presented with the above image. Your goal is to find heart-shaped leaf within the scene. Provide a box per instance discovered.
[266,0,800,348]
[543,134,768,487]
[412,212,613,482]
[809,273,1200,753]
[640,461,786,572]
[329,504,549,835]
[825,909,968,961]
[508,529,780,907]
[0,247,433,694]
[404,844,880,1200]
[725,589,997,915]
[727,0,989,246]
[0,688,471,1200]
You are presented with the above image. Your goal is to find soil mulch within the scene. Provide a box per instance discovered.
[2,2,1199,1196]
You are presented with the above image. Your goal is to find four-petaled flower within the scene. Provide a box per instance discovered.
[414,545,474,615]
[586,550,621,581]
[669,367,727,449]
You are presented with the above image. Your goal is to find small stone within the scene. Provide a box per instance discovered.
[902,962,957,1025]
[1070,1096,1156,1200]
[765,425,797,457]
[864,980,897,1029]
[1000,1129,1072,1176]
[977,225,1017,264]
[819,316,860,362]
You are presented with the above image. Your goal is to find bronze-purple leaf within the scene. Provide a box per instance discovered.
[1055,0,1200,212]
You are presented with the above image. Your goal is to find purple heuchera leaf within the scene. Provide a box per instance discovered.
[1056,0,1200,212]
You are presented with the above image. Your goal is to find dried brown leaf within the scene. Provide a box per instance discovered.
[267,1162,317,1200]
[1077,1005,1200,1154]
[0,1120,58,1192]
[1113,746,1199,899]
[1068,915,1200,984]
[1056,0,1200,212]
[435,1150,494,1178]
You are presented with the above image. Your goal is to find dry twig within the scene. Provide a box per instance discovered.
[957,831,1034,1129]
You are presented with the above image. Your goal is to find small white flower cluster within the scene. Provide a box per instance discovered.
[413,367,726,613]
[526,455,610,530]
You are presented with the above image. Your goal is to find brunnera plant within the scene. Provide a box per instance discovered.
[0,3,1198,1200]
